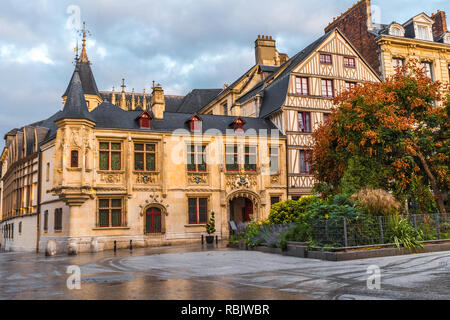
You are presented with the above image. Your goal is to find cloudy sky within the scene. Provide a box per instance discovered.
[0,0,448,150]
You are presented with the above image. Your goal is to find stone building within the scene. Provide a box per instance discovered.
[324,0,450,81]
[0,123,50,251]
[199,29,380,198]
[0,31,287,253]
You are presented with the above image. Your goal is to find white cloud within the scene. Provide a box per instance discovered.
[0,43,54,65]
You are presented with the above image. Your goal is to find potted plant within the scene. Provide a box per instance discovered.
[205,211,216,244]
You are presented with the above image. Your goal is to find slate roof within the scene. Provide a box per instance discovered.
[90,101,280,135]
[63,61,100,97]
[372,13,450,44]
[233,31,332,119]
[259,65,280,73]
[175,89,223,113]
[434,31,450,43]
[55,70,96,123]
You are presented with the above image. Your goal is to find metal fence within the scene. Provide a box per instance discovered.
[310,213,450,247]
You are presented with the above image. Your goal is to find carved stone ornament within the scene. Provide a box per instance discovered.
[271,175,280,184]
[139,192,169,216]
[136,172,158,184]
[100,173,121,183]
[70,129,81,147]
[188,172,208,185]
[226,168,257,190]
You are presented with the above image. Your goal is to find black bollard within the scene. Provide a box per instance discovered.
[114,240,117,253]
[216,235,218,245]
[201,235,204,245]
[130,240,133,251]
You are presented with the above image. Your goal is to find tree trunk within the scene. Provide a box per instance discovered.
[417,152,447,214]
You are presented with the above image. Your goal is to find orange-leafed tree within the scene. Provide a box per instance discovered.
[312,61,449,213]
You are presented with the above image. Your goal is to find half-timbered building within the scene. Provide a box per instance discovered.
[199,29,380,198]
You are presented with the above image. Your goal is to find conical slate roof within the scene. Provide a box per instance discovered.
[63,61,100,97]
[56,69,96,123]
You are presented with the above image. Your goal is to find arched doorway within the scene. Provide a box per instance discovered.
[145,207,162,234]
[229,197,254,223]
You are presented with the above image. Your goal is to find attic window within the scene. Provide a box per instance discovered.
[444,35,450,44]
[233,117,246,133]
[390,26,404,37]
[189,114,203,133]
[416,25,432,41]
[138,111,152,129]
[343,57,356,68]
[319,54,332,65]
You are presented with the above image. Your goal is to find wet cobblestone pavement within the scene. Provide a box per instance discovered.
[0,244,449,300]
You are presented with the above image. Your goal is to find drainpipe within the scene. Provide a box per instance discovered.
[36,151,42,253]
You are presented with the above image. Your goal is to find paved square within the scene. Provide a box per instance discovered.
[0,245,449,300]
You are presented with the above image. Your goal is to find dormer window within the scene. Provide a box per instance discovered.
[389,24,405,37]
[233,117,246,133]
[416,25,432,41]
[137,111,152,129]
[188,114,202,133]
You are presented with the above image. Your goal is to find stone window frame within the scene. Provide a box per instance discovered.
[98,140,123,171]
[186,143,207,173]
[133,142,157,172]
[96,196,127,229]
[269,144,280,175]
[54,208,63,232]
[187,196,210,226]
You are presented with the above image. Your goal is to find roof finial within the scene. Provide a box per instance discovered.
[120,79,127,110]
[73,39,79,64]
[78,21,91,63]
[111,86,116,105]
[143,88,147,110]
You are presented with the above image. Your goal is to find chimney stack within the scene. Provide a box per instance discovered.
[255,35,282,66]
[432,11,448,37]
[150,81,165,120]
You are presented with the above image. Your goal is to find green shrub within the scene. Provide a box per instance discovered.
[279,219,312,249]
[387,215,424,250]
[205,212,216,235]
[269,196,322,224]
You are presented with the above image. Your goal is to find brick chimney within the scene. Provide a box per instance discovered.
[150,82,165,120]
[432,11,448,37]
[324,0,381,75]
[255,35,287,66]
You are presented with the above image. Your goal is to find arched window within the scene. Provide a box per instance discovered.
[146,207,162,233]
